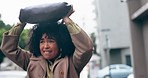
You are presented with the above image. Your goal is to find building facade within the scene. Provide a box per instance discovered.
[93,0,132,68]
[127,0,148,78]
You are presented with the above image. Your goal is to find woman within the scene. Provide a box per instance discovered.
[1,7,93,78]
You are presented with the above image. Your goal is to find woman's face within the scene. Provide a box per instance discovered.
[40,33,59,60]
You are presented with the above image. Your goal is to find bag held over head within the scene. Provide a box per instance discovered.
[19,2,71,24]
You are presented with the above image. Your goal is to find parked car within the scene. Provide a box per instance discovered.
[97,64,133,78]
[127,73,134,78]
[0,70,27,78]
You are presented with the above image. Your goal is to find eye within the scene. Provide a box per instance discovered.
[48,39,56,43]
[40,40,45,43]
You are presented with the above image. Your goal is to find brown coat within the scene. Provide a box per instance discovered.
[1,30,93,78]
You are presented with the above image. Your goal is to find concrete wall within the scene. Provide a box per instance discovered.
[127,0,148,78]
[98,0,130,49]
[95,0,131,68]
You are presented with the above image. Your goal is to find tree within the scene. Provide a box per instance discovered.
[0,20,5,28]
[19,29,29,48]
[90,32,100,56]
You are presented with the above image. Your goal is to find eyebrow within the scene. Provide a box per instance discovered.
[40,37,56,40]
[40,38,44,41]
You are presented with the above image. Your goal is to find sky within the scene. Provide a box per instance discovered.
[0,0,97,34]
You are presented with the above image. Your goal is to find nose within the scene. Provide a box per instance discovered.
[44,42,50,48]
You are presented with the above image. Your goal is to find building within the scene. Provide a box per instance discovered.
[126,0,148,78]
[93,0,132,68]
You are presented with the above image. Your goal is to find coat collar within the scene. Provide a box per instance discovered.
[29,55,67,72]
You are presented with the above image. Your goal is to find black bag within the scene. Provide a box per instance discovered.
[19,2,71,24]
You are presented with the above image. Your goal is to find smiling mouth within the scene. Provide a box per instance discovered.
[44,50,52,53]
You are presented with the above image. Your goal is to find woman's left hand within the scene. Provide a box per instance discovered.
[62,5,74,23]
[66,5,75,17]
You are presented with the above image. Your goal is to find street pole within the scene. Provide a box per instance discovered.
[101,28,111,78]
[105,34,111,78]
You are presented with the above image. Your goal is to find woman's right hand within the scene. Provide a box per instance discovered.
[8,22,27,35]
[19,21,27,27]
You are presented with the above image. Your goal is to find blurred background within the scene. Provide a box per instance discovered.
[0,0,148,78]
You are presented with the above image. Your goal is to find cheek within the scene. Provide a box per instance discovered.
[39,44,44,53]
[52,44,59,56]
[53,45,59,52]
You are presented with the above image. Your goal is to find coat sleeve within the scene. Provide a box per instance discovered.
[65,20,93,73]
[71,29,93,73]
[0,24,31,71]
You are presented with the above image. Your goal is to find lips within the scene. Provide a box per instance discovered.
[43,49,52,53]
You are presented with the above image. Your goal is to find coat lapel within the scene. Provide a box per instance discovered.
[39,58,47,73]
[52,56,69,78]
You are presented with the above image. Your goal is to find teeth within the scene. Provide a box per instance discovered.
[45,51,49,53]
[44,52,50,54]
[44,50,50,52]
[44,51,52,53]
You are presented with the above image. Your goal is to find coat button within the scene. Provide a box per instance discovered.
[60,70,64,75]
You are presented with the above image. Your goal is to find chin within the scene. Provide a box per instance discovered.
[43,56,51,60]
